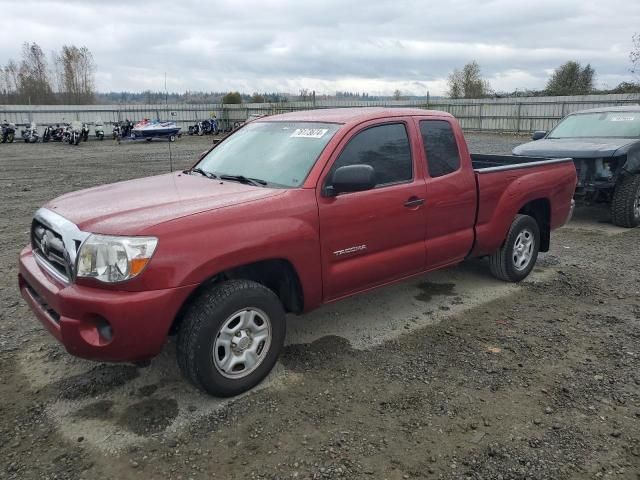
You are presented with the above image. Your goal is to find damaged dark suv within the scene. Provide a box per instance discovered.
[513,106,640,227]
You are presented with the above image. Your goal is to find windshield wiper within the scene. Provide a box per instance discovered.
[184,167,218,179]
[218,174,267,186]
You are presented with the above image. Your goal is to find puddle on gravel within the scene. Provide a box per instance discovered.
[137,384,159,397]
[414,282,457,302]
[118,397,179,436]
[75,400,115,420]
[53,364,140,400]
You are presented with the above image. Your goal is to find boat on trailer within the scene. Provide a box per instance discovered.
[131,119,181,141]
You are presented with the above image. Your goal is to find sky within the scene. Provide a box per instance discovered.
[0,0,638,96]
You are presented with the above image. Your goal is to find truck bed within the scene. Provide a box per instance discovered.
[470,154,577,258]
[471,154,572,172]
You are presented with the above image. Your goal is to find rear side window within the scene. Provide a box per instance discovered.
[330,123,412,186]
[420,120,461,178]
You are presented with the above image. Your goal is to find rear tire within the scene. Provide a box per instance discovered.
[489,214,540,282]
[177,280,286,397]
[611,174,640,228]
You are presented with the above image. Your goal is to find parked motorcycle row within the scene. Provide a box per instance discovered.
[2,119,105,146]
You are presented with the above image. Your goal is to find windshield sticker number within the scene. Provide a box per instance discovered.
[290,128,328,138]
[609,115,636,122]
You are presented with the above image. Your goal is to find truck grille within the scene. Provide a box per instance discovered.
[31,218,72,281]
[30,208,89,284]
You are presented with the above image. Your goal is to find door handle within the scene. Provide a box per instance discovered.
[404,197,425,208]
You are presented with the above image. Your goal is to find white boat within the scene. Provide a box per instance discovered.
[132,119,181,141]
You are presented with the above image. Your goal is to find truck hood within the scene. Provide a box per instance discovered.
[512,137,639,158]
[45,172,283,234]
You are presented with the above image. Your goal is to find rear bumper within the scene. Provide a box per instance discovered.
[18,246,194,362]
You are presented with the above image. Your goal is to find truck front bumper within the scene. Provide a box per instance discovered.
[18,246,194,362]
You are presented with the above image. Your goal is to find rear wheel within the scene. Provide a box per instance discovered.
[177,280,286,397]
[489,214,540,282]
[611,174,640,228]
[7,132,14,143]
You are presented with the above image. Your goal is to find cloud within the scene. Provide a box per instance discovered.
[0,0,638,95]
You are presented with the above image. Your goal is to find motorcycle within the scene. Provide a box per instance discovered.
[202,118,218,135]
[67,121,82,146]
[81,123,90,142]
[21,122,39,143]
[51,124,67,142]
[42,125,53,142]
[122,119,133,138]
[1,120,16,143]
[95,121,105,140]
[112,122,122,141]
[189,118,218,136]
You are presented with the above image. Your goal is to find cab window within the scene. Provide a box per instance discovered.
[420,120,461,178]
[330,123,412,186]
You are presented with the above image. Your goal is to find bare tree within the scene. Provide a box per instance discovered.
[15,42,55,103]
[447,61,492,99]
[298,88,310,101]
[393,89,402,100]
[54,45,96,104]
[1,60,20,102]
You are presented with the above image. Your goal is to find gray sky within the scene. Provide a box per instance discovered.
[1,0,638,96]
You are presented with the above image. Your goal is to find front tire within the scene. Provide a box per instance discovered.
[489,214,540,282]
[611,174,640,228]
[177,280,286,397]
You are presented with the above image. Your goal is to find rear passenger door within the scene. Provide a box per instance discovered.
[317,120,427,300]
[417,118,477,269]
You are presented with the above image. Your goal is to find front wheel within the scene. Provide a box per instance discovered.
[177,280,286,397]
[7,132,14,143]
[489,214,540,282]
[611,174,640,228]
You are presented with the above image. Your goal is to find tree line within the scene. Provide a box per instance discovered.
[447,35,640,99]
[1,42,96,104]
[446,59,640,99]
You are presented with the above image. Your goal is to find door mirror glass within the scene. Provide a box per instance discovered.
[532,130,547,141]
[326,164,376,196]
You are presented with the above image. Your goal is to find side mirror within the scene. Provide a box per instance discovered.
[325,164,376,196]
[532,130,547,141]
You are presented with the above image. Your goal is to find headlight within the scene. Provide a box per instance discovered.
[76,234,158,283]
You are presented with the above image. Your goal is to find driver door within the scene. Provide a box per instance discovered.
[316,120,427,301]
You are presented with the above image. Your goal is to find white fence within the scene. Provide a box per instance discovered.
[1,93,639,133]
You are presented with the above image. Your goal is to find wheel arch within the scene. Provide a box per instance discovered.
[518,198,551,252]
[170,258,304,335]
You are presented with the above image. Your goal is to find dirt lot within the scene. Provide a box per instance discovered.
[0,133,638,480]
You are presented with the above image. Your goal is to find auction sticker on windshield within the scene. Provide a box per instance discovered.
[290,128,329,138]
[609,114,636,122]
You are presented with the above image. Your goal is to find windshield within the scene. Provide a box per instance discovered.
[197,121,341,187]
[549,111,640,139]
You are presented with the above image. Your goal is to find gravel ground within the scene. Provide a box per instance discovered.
[0,132,639,480]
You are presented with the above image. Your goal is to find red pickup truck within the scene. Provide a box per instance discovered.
[18,108,577,396]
